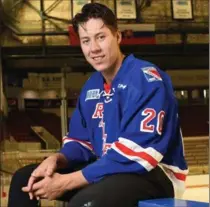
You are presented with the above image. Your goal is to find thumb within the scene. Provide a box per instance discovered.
[22,186,30,192]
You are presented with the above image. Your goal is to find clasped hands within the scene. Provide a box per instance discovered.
[22,155,88,201]
[22,171,67,201]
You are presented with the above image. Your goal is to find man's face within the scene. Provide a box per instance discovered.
[78,18,121,73]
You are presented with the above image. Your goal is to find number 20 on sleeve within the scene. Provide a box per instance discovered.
[140,108,165,135]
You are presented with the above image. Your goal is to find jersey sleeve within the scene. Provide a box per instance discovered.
[82,80,177,183]
[59,98,96,164]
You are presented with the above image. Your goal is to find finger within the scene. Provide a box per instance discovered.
[21,187,33,199]
[22,186,30,192]
[40,194,47,199]
[46,166,55,176]
[27,176,37,191]
[31,169,44,178]
[31,179,45,191]
[21,186,34,200]
[33,188,45,197]
[29,192,34,200]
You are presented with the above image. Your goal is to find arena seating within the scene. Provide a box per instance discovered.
[6,110,40,142]
[26,109,62,142]
[184,137,209,174]
[4,109,63,144]
[138,198,209,207]
[184,138,208,165]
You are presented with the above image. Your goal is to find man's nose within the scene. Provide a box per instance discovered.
[90,40,101,53]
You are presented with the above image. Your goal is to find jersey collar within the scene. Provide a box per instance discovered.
[99,54,136,87]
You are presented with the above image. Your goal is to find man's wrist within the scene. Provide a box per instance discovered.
[64,171,89,190]
[53,153,68,169]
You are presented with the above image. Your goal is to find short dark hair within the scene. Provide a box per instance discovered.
[72,3,117,34]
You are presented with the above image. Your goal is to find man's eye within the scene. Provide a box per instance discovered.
[82,40,89,44]
[98,36,105,40]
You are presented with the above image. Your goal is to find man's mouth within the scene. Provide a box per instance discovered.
[92,56,105,61]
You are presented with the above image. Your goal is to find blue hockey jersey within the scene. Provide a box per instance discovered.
[60,54,188,198]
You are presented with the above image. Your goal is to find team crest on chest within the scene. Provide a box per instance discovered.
[92,103,104,119]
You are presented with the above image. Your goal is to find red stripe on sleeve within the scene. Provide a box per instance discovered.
[115,142,158,167]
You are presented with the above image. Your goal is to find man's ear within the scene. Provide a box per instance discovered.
[116,30,122,44]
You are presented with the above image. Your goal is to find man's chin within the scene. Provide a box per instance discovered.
[93,66,107,72]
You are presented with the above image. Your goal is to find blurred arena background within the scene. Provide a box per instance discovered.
[0,0,209,206]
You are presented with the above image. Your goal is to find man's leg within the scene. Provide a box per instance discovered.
[68,166,174,207]
[7,162,90,207]
[8,164,40,207]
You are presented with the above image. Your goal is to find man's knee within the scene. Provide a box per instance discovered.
[11,164,38,186]
[14,164,37,177]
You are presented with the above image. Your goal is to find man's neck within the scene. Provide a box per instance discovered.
[102,53,125,85]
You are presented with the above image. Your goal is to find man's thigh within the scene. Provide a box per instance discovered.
[10,163,39,187]
[9,162,89,202]
[68,168,173,207]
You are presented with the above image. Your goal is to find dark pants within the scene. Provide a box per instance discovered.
[8,163,174,207]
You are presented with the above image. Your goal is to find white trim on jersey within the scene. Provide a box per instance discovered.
[158,163,188,198]
[111,137,163,171]
[62,136,93,152]
[160,163,188,180]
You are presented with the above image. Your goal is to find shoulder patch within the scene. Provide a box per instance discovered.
[142,67,162,82]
